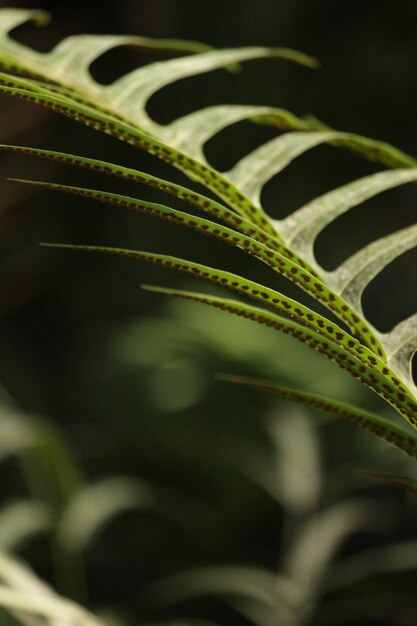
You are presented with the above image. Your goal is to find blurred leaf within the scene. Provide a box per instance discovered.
[264,406,321,512]
[365,473,417,498]
[148,358,207,413]
[282,498,391,613]
[56,477,153,553]
[0,406,36,463]
[328,540,417,592]
[222,376,417,461]
[140,622,221,626]
[153,565,301,626]
[0,552,107,625]
[0,500,50,552]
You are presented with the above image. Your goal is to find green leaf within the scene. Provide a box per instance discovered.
[152,565,299,625]
[0,74,276,230]
[0,552,107,626]
[1,8,417,433]
[331,223,417,312]
[3,9,416,175]
[365,473,417,498]
[0,406,35,463]
[1,144,287,256]
[279,168,417,265]
[43,245,384,365]
[385,313,417,394]
[56,477,153,553]
[221,375,417,461]
[16,176,386,353]
[45,241,417,420]
[328,539,417,592]
[255,112,417,170]
[225,131,346,205]
[0,11,317,233]
[0,500,50,552]
[137,285,417,425]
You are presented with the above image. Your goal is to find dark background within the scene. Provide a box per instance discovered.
[0,1,417,625]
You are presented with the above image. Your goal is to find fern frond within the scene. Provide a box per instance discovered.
[1,9,416,440]
[366,473,417,498]
[220,375,417,460]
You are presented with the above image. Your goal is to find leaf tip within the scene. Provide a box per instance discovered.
[273,47,321,69]
[140,284,161,293]
[215,373,244,384]
[362,472,417,498]
[39,242,73,251]
[31,9,51,27]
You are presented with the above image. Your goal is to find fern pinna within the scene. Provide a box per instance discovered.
[1,8,417,491]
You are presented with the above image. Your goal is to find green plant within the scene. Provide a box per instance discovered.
[0,381,154,626]
[1,6,417,624]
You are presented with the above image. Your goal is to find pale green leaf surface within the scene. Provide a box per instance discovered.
[3,9,415,176]
[385,314,417,394]
[332,223,417,311]
[0,76,276,229]
[163,104,277,160]
[278,168,417,264]
[103,46,316,134]
[331,224,417,393]
[0,9,50,43]
[279,115,417,169]
[225,131,346,205]
[0,9,316,231]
